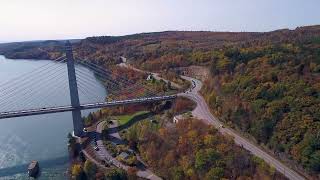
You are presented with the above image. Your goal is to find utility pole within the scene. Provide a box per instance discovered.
[65,41,84,137]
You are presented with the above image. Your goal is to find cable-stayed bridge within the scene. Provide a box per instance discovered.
[0,41,176,137]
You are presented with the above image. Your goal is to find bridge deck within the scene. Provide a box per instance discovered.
[0,95,176,119]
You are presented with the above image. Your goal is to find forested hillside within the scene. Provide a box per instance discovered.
[201,33,320,175]
[0,40,65,59]
[75,26,320,177]
[1,25,319,177]
[126,118,287,179]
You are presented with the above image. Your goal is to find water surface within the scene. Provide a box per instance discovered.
[0,55,106,179]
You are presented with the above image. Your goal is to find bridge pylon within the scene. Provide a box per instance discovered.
[65,41,84,137]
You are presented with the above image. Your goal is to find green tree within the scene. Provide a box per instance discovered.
[84,160,97,179]
[105,168,127,180]
[204,167,224,180]
[167,81,172,90]
[195,150,206,170]
[171,166,184,180]
[72,164,86,180]
[206,148,221,166]
[308,151,320,172]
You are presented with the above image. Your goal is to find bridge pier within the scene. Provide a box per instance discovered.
[65,41,84,137]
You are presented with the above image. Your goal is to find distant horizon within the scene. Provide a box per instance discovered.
[1,24,319,44]
[1,0,320,42]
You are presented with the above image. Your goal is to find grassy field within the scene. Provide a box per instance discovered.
[116,111,149,125]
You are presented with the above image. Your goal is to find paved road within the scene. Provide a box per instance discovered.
[118,62,182,89]
[94,120,162,180]
[110,59,305,180]
[179,76,305,180]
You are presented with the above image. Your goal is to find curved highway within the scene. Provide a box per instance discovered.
[179,76,305,180]
[121,60,305,180]
[80,121,162,180]
[96,121,162,180]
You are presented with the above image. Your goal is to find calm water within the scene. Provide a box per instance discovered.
[0,55,106,179]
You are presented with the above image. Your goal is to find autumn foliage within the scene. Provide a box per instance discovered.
[136,119,286,180]
[172,97,196,115]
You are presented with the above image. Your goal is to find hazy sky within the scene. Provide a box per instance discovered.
[1,0,320,42]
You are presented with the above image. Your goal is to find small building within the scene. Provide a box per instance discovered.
[173,113,192,123]
[118,152,130,160]
[128,149,135,155]
[111,142,119,146]
[146,74,154,81]
[120,57,127,63]
[173,115,183,123]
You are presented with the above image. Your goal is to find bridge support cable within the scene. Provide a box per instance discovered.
[75,68,106,88]
[0,58,67,104]
[77,85,98,103]
[0,63,69,111]
[75,68,150,101]
[0,60,68,110]
[79,60,165,98]
[18,73,70,111]
[75,69,113,98]
[75,60,156,94]
[75,70,124,99]
[1,75,68,112]
[0,55,65,88]
[75,69,125,99]
[75,60,161,99]
[77,82,105,103]
[76,72,110,97]
[76,79,106,101]
[75,68,115,91]
[0,59,67,105]
[0,56,66,97]
[75,58,163,96]
[0,59,67,107]
[77,81,107,102]
[75,62,127,91]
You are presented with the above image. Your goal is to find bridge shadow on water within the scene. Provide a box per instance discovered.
[0,156,68,177]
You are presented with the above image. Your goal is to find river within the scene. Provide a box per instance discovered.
[0,55,107,179]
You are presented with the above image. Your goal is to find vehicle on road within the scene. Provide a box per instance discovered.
[101,159,109,167]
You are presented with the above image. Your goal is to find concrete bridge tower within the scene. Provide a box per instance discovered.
[65,41,84,137]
